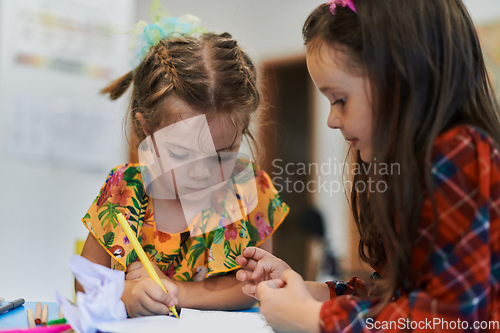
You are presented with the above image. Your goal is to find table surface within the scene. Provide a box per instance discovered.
[0,301,260,331]
[0,301,60,331]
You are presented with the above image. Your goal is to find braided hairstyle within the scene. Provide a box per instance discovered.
[102,32,260,159]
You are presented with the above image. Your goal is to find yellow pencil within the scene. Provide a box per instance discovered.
[117,213,179,318]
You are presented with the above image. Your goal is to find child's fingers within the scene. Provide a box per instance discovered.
[141,278,179,308]
[143,281,176,312]
[280,269,303,285]
[241,283,258,299]
[127,261,143,271]
[236,269,252,282]
[161,279,179,306]
[140,292,171,316]
[236,256,259,271]
[133,303,157,317]
[143,299,170,316]
[251,261,266,282]
[242,247,276,261]
[263,279,285,289]
[235,255,248,266]
[251,259,278,282]
[125,269,142,280]
[256,279,284,299]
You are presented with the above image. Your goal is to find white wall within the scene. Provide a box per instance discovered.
[0,0,135,302]
[135,0,322,63]
[1,0,499,303]
[463,0,500,23]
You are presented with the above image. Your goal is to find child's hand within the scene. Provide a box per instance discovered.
[125,261,165,280]
[235,247,291,298]
[258,269,322,333]
[122,277,179,317]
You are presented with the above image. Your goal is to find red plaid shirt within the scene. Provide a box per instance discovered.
[321,125,500,332]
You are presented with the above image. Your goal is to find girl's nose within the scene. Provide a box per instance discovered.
[327,109,342,130]
[188,160,211,180]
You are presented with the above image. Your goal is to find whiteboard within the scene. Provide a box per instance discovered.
[0,0,135,172]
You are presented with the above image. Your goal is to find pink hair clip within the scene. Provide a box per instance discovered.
[328,0,357,14]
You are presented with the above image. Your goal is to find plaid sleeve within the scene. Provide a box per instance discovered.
[325,278,364,300]
[320,126,500,332]
[325,273,384,300]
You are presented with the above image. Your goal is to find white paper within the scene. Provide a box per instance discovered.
[55,255,127,333]
[97,308,274,333]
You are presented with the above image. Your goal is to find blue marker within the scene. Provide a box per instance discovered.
[0,298,25,315]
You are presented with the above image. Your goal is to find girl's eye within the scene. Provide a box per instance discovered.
[168,150,189,160]
[212,153,233,162]
[219,153,233,162]
[332,98,346,106]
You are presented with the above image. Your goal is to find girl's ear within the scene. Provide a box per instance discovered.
[135,112,151,137]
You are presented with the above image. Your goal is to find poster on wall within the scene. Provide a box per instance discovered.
[477,21,500,100]
[0,0,135,172]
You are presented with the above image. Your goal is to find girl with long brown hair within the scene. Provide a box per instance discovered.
[237,0,500,331]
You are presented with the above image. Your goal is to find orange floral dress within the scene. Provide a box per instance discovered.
[82,161,288,281]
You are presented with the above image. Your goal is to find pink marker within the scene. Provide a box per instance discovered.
[0,324,72,333]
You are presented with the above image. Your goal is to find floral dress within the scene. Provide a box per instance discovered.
[82,161,288,281]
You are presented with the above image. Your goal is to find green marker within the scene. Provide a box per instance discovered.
[47,318,67,326]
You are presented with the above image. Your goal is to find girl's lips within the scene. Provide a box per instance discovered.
[346,138,359,148]
[187,187,208,192]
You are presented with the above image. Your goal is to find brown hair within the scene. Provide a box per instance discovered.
[303,0,500,311]
[102,32,261,160]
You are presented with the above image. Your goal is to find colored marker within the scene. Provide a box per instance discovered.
[35,302,42,324]
[6,324,72,333]
[41,304,49,325]
[27,309,36,328]
[117,213,179,318]
[0,298,25,315]
[47,318,67,326]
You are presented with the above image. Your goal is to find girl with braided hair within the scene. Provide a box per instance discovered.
[76,13,288,317]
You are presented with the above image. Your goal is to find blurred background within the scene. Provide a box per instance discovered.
[1,0,500,302]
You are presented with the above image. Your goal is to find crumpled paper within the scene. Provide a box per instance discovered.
[55,255,127,333]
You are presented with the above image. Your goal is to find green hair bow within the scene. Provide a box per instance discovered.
[129,0,207,68]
